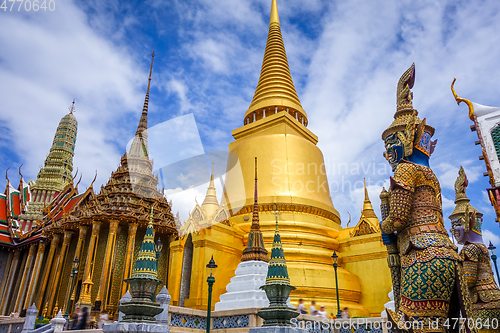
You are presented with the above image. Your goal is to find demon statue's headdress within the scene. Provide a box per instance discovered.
[382,64,437,166]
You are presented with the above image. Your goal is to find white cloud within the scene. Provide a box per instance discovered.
[483,229,500,247]
[0,1,145,189]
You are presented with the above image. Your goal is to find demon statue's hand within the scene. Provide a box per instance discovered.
[380,221,397,246]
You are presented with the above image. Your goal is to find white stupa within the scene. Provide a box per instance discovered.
[215,158,270,311]
[380,287,395,318]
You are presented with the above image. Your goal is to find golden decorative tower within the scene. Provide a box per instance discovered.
[222,0,368,316]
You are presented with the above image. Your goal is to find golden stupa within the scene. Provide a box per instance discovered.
[168,0,392,317]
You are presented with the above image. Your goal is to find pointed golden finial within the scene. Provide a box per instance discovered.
[451,78,475,121]
[5,168,10,187]
[68,100,76,114]
[363,178,369,202]
[244,0,306,126]
[210,163,214,182]
[361,179,376,218]
[270,0,280,25]
[147,51,155,96]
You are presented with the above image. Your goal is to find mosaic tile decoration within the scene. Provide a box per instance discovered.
[0,324,10,333]
[10,323,23,333]
[170,313,206,329]
[212,315,250,329]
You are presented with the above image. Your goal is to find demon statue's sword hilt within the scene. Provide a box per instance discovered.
[380,188,401,314]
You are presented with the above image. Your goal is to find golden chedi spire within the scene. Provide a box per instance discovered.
[361,179,377,219]
[201,164,220,217]
[244,0,307,126]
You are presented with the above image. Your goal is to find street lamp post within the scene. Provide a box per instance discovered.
[64,257,79,318]
[488,241,499,284]
[331,252,342,319]
[206,256,217,333]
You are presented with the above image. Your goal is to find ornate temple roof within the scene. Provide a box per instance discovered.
[265,212,290,285]
[131,206,159,279]
[241,158,269,262]
[244,0,307,126]
[350,180,380,237]
[76,52,176,234]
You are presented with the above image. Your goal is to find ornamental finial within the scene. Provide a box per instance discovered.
[147,51,155,96]
[451,78,475,121]
[68,100,75,114]
[397,63,415,111]
[270,0,280,25]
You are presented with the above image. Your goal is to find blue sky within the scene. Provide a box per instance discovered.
[0,0,500,247]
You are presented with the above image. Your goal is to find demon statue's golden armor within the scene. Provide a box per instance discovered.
[450,167,500,333]
[380,64,475,333]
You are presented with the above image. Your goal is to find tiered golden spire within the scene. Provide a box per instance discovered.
[362,179,377,218]
[201,164,219,217]
[244,0,307,126]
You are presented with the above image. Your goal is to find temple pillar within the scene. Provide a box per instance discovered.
[23,241,47,310]
[167,239,185,307]
[77,220,101,308]
[14,243,37,313]
[36,233,61,311]
[0,250,21,314]
[63,225,87,314]
[120,222,138,297]
[46,230,72,315]
[0,251,14,304]
[95,219,119,310]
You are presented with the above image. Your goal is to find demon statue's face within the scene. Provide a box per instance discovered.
[383,132,405,170]
[450,218,466,245]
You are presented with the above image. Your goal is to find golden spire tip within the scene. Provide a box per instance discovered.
[364,178,369,201]
[270,0,280,25]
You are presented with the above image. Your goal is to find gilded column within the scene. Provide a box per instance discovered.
[35,233,61,311]
[120,222,138,297]
[0,251,14,310]
[64,225,87,312]
[77,221,101,307]
[0,250,21,314]
[95,219,119,309]
[14,243,37,312]
[23,241,47,309]
[46,230,72,314]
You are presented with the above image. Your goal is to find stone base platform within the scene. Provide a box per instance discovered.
[248,326,308,333]
[103,322,169,333]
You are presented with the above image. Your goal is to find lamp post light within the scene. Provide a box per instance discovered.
[64,257,79,318]
[488,241,499,284]
[206,256,217,333]
[331,252,342,319]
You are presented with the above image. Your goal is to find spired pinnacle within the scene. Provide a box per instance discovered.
[265,209,290,285]
[362,179,377,218]
[131,206,158,279]
[244,0,307,126]
[129,51,154,158]
[241,157,269,262]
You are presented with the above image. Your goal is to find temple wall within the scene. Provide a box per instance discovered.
[338,232,391,316]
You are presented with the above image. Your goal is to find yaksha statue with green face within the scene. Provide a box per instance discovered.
[380,64,475,333]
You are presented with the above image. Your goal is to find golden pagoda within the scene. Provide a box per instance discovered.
[169,0,392,317]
